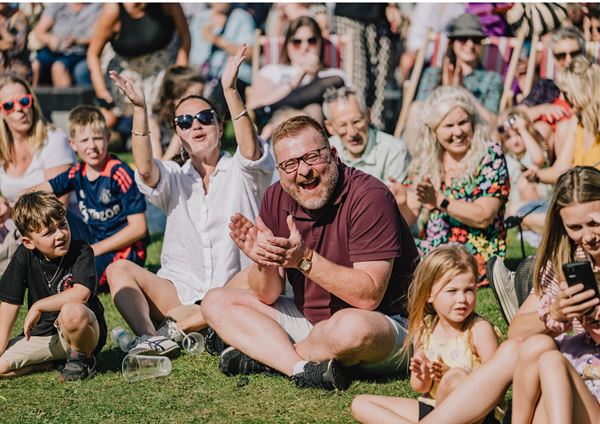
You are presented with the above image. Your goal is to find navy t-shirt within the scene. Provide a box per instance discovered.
[49,156,146,244]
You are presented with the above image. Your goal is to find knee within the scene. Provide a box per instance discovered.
[50,61,66,74]
[325,310,378,353]
[201,288,234,323]
[538,349,565,368]
[106,260,133,289]
[518,334,556,362]
[351,395,372,417]
[58,302,91,332]
[438,368,469,392]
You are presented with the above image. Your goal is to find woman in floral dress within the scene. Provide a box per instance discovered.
[393,86,509,283]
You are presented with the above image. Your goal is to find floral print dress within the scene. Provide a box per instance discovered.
[411,143,510,283]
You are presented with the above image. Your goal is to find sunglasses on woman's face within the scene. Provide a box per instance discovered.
[290,36,318,48]
[174,109,217,130]
[1,94,33,114]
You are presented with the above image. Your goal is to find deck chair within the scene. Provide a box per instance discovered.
[250,29,354,85]
[394,31,524,138]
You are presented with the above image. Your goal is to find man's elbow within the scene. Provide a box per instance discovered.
[354,294,384,311]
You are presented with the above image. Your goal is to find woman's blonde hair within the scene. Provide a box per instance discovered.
[555,56,600,135]
[533,166,600,295]
[0,74,48,164]
[494,107,547,158]
[408,86,490,188]
[404,245,479,351]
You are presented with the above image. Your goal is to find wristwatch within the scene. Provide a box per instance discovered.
[298,248,313,273]
[439,197,450,210]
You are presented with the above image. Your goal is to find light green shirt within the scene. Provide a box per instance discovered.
[329,127,410,182]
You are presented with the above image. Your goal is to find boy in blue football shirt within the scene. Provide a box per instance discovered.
[36,105,148,291]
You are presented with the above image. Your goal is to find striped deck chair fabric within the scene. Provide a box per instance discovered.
[539,41,600,80]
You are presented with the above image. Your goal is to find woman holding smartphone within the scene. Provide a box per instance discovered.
[405,166,600,424]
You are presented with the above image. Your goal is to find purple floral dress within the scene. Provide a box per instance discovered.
[409,143,510,283]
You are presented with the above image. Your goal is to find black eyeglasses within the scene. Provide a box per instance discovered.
[290,37,318,48]
[277,146,330,174]
[174,109,217,130]
[1,94,32,114]
[553,49,582,61]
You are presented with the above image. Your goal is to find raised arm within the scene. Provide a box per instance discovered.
[221,45,261,161]
[164,3,190,66]
[87,4,118,103]
[109,71,160,188]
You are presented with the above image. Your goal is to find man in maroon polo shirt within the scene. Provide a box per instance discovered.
[201,116,418,390]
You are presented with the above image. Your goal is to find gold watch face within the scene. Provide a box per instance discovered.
[299,259,311,272]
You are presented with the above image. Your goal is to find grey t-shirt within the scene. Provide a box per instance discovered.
[42,3,102,55]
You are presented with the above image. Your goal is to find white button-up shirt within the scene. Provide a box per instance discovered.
[135,141,275,304]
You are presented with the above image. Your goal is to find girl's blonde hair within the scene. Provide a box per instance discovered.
[408,86,490,189]
[554,56,600,135]
[494,107,548,158]
[0,74,48,164]
[404,245,479,351]
[533,166,600,295]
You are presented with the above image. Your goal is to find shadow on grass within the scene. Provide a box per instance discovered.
[97,348,126,373]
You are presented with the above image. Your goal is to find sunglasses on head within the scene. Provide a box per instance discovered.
[1,94,33,114]
[553,49,582,61]
[174,109,217,130]
[290,37,318,48]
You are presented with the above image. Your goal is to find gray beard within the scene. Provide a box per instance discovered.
[284,163,340,210]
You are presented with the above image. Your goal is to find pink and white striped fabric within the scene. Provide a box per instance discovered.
[258,34,345,70]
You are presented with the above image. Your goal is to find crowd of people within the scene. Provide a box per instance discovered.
[0,3,599,423]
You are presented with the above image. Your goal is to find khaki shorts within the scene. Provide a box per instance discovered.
[0,306,100,371]
[273,296,409,378]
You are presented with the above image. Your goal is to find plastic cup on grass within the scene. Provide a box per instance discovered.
[181,332,205,355]
[122,354,172,382]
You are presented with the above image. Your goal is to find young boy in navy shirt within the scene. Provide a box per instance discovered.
[36,105,148,291]
[0,191,106,381]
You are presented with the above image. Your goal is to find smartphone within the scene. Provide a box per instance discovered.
[563,261,600,300]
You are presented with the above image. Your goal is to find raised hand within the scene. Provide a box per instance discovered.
[410,350,432,382]
[221,45,246,92]
[429,356,449,382]
[416,176,440,210]
[256,215,305,268]
[387,176,408,206]
[229,213,274,264]
[109,70,146,108]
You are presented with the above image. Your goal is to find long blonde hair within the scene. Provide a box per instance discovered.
[533,166,600,295]
[0,74,48,164]
[404,245,479,351]
[555,56,600,135]
[408,86,490,189]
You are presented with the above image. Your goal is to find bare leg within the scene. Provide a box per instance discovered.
[201,289,397,376]
[106,260,181,336]
[539,350,600,424]
[435,368,469,405]
[201,287,303,376]
[512,334,557,424]
[51,61,72,88]
[419,339,522,424]
[56,303,98,354]
[294,308,396,366]
[351,395,419,424]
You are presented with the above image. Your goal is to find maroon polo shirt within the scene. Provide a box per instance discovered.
[259,164,418,324]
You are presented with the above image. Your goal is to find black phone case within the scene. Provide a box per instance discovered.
[563,261,600,299]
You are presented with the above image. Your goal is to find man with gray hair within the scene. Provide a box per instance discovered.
[323,87,410,183]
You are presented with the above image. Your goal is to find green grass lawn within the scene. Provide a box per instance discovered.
[0,224,531,423]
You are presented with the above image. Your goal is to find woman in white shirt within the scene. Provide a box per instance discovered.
[107,46,275,356]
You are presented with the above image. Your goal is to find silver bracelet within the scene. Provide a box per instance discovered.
[131,130,150,137]
[233,109,248,121]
